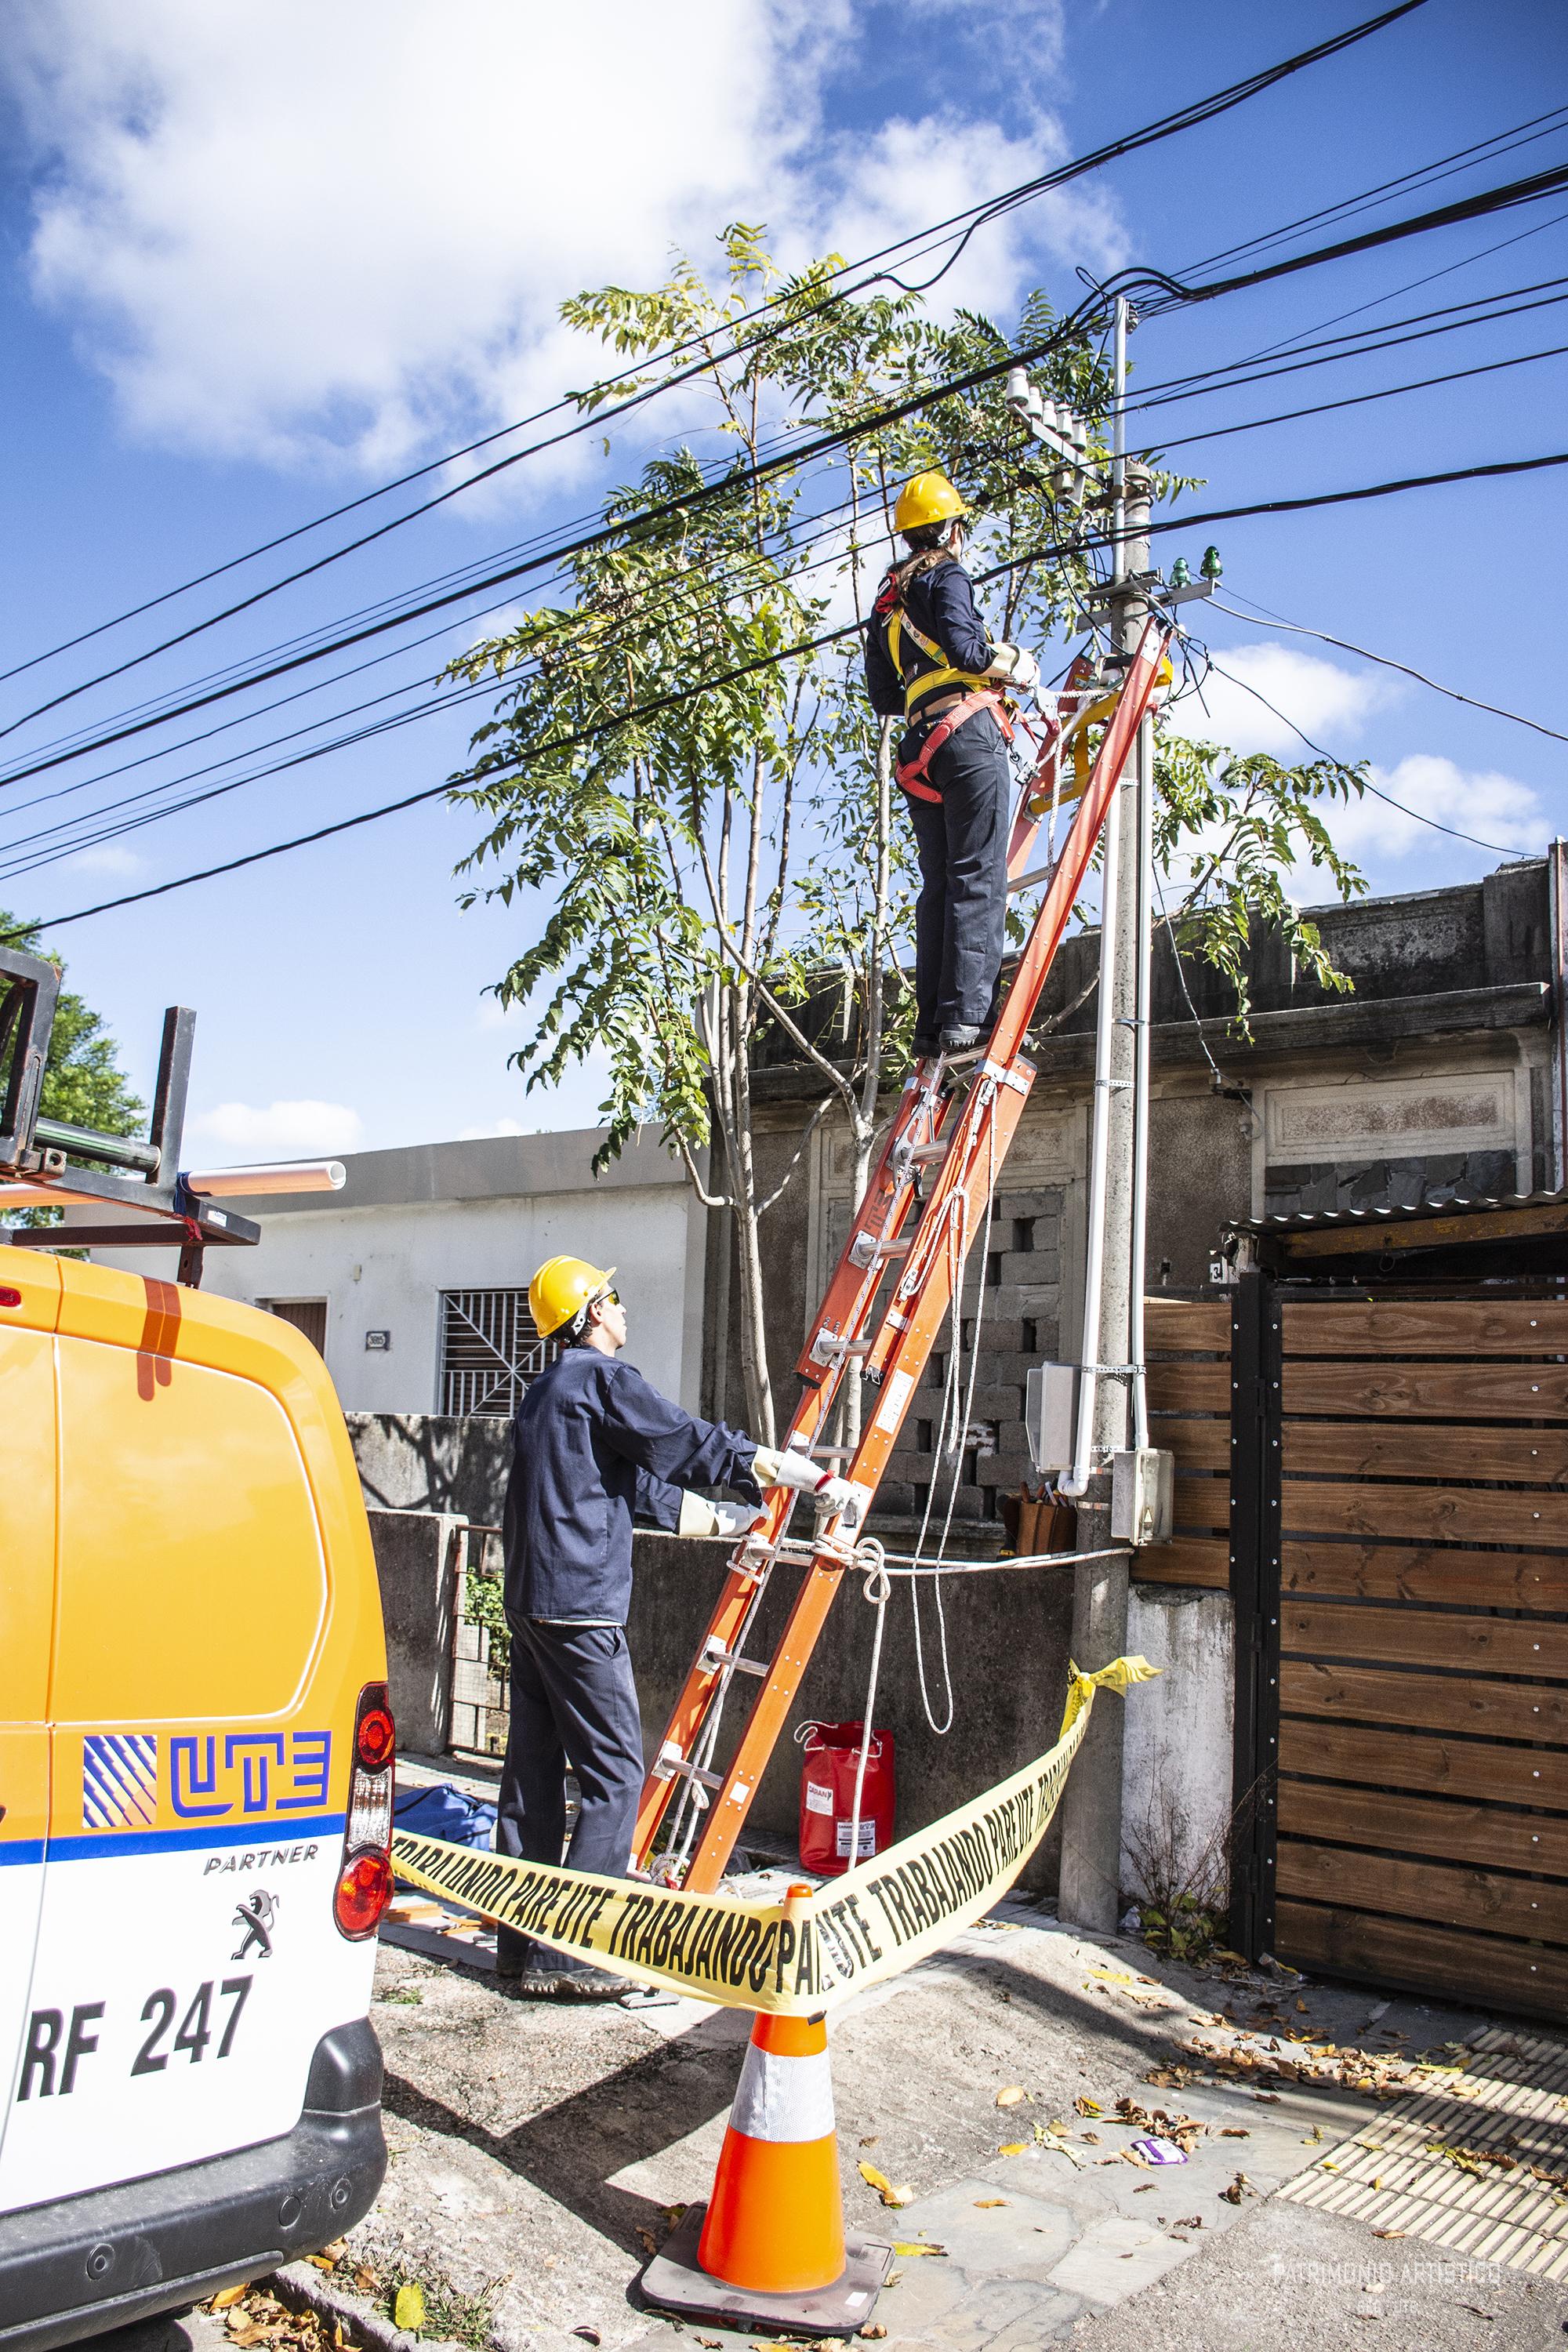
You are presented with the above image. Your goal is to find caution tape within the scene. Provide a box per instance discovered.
[390,1654,1158,2015]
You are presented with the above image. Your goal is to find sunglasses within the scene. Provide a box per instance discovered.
[597,1287,621,1308]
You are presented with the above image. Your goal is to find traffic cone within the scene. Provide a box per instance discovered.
[641,1889,891,2336]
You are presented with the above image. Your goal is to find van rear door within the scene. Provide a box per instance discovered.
[0,1272,376,2216]
[0,1257,61,2169]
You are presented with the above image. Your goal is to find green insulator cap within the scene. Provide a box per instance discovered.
[1200,544,1223,579]
[1170,555,1192,588]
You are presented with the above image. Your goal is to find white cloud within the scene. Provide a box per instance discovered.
[3,2,1120,470]
[1167,642,1392,759]
[67,843,145,874]
[1333,754,1544,862]
[188,1098,365,1158]
[456,1116,526,1140]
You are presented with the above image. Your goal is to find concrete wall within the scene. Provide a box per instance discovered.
[1119,1586,1235,1907]
[367,1507,463,1755]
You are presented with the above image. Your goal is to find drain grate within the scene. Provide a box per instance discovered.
[1280,2027,1568,2278]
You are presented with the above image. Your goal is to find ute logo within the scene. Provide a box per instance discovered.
[231,1889,279,1960]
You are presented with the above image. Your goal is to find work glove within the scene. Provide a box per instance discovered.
[677,1492,767,1540]
[989,641,1040,693]
[752,1446,862,1528]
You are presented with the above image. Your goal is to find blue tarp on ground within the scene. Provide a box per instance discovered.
[393,1780,497,1850]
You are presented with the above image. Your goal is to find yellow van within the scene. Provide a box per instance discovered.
[0,1243,393,2347]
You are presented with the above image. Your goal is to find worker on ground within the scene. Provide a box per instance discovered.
[865,470,1040,1060]
[496,1254,857,1998]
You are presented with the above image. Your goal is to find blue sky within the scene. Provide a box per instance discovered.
[1,0,1565,1159]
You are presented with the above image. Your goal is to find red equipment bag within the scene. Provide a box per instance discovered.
[796,1720,896,1875]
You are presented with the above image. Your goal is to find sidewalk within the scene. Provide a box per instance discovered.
[220,1895,1566,2352]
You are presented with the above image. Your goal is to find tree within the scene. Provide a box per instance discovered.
[1,913,144,1138]
[448,229,1366,1436]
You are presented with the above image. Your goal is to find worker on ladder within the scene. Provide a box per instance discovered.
[865,470,1040,1060]
[496,1254,856,1996]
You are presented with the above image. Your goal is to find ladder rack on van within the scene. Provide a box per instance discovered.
[0,944,341,1283]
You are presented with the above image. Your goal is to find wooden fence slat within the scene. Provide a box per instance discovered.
[1281,1479,1568,1548]
[1131,1535,1229,1590]
[1283,1421,1568,1486]
[1281,1541,1568,1613]
[1279,1719,1568,1810]
[1276,1780,1568,1882]
[1280,1659,1568,1745]
[1278,1839,1568,1947]
[1282,1299,1568,1358]
[1283,1360,1568,1422]
[1153,1416,1229,1472]
[1276,1898,1568,2016]
[1146,1359,1230,1414]
[1279,1599,1568,1682]
[1144,1299,1230,1352]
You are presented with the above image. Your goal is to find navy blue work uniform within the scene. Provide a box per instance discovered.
[495,1345,761,1975]
[865,553,1011,1040]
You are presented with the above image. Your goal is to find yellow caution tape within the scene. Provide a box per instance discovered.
[390,1656,1158,2015]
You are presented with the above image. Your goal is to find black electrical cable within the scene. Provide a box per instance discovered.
[10,434,1566,939]
[0,0,1429,710]
[1199,656,1536,856]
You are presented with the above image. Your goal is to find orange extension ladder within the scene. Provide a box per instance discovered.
[633,617,1173,1893]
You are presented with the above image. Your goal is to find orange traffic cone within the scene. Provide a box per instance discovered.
[641,1889,891,2336]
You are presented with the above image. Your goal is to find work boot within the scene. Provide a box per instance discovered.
[938,1022,988,1056]
[911,1033,941,1062]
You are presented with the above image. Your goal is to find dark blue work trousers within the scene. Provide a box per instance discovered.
[904,706,1011,1036]
[495,1617,644,1976]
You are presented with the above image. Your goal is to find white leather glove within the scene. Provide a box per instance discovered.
[677,1492,766,1539]
[813,1475,862,1527]
[751,1445,824,1494]
[989,641,1040,692]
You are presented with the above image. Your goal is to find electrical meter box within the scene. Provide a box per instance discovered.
[1024,1362,1079,1475]
[1111,1446,1175,1545]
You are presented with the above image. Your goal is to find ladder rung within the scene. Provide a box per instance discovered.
[700,1639,767,1679]
[808,1443,852,1458]
[653,1744,725,1790]
[850,1229,913,1266]
[1008,863,1052,893]
[909,1141,950,1163]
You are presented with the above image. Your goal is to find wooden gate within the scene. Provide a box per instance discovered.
[1147,1279,1568,2020]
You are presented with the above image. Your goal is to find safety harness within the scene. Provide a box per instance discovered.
[873,564,1010,804]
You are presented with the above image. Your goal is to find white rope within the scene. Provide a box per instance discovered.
[843,1540,890,1878]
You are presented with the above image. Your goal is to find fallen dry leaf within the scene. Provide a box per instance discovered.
[1219,2172,1256,2205]
[572,2333,602,2347]
[211,2288,249,2311]
[306,2256,336,2274]
[858,2135,880,2147]
[858,2161,913,2208]
[972,2198,1008,2209]
[995,2086,1028,2107]
[319,2242,348,2265]
[636,2228,659,2256]
[1073,2096,1102,2118]
[1373,2229,1406,2240]
[996,2142,1029,2158]
[392,2284,426,2333]
[1221,2128,1250,2139]
[890,2242,946,2258]
[858,2328,887,2341]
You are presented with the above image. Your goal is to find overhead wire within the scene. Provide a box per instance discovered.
[10,436,1568,940]
[13,151,1568,800]
[0,0,1429,711]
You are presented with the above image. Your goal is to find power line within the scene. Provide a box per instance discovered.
[0,0,1428,713]
[13,149,1566,798]
[12,435,1568,938]
[1130,333,1568,462]
[1198,656,1536,856]
[1210,593,1568,747]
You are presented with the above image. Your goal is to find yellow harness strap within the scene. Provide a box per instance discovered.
[887,606,991,716]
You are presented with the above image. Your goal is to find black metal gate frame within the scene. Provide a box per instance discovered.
[1229,1268,1282,1960]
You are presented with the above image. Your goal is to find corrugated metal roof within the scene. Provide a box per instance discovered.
[1225,1187,1568,1238]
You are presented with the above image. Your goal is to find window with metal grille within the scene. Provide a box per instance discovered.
[437,1287,556,1416]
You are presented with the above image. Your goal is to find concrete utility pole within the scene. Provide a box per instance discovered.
[1059,297,1152,1933]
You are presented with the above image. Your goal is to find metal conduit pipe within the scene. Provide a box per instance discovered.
[1059,782,1121,1499]
[1127,707,1155,1453]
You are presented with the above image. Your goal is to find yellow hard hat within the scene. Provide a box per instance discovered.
[894,470,967,535]
[528,1254,616,1339]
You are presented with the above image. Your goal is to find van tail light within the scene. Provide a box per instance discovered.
[335,1679,394,1940]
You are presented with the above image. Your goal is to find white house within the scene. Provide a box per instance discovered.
[91,1128,709,1417]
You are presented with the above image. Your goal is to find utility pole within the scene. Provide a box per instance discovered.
[1059,296,1152,1933]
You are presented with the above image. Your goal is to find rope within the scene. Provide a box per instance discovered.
[844,1540,891,1877]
